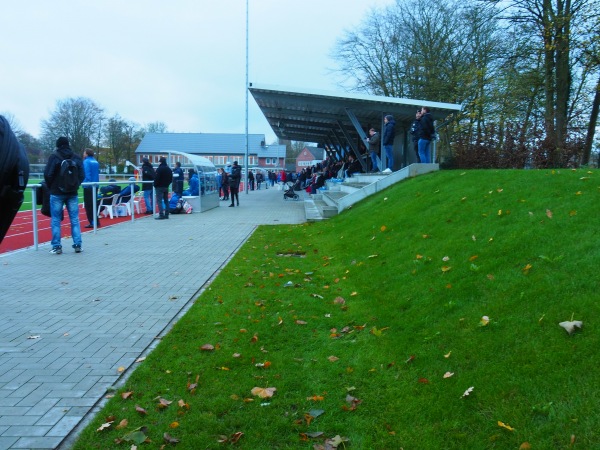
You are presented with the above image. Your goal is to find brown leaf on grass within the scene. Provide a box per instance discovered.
[157,398,172,408]
[295,320,307,325]
[250,334,259,343]
[519,443,531,450]
[546,209,553,218]
[121,391,133,399]
[333,297,345,305]
[328,355,339,362]
[177,399,189,409]
[115,419,128,429]
[187,374,200,392]
[418,378,430,384]
[135,405,147,415]
[307,394,325,401]
[251,387,276,398]
[163,432,180,444]
[200,344,214,351]
[343,394,362,411]
[169,422,179,428]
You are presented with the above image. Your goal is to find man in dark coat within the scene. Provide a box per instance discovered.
[418,106,435,164]
[229,161,242,207]
[410,110,422,163]
[367,127,381,172]
[0,115,29,244]
[383,115,396,170]
[44,136,84,253]
[153,157,173,219]
[141,157,155,214]
[172,161,184,197]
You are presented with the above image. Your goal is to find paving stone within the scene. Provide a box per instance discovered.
[0,188,306,449]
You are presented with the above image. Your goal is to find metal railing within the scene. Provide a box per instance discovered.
[25,180,155,251]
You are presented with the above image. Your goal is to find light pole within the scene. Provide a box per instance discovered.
[244,0,249,194]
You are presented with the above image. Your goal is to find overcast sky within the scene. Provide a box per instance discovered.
[1,0,393,144]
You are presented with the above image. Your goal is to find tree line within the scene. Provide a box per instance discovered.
[3,98,168,172]
[333,0,600,168]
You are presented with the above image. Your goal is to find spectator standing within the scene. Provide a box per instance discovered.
[418,106,435,163]
[256,171,264,189]
[154,157,173,220]
[366,127,381,172]
[410,110,422,163]
[141,157,155,214]
[172,161,184,197]
[383,115,396,171]
[82,148,100,228]
[228,161,242,207]
[220,168,229,200]
[248,170,255,190]
[44,136,85,254]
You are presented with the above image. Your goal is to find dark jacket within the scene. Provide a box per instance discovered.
[410,119,422,143]
[368,132,381,154]
[229,165,242,189]
[43,146,84,195]
[383,118,396,146]
[420,113,435,140]
[154,161,173,188]
[141,161,155,191]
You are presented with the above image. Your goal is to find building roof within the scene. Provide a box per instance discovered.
[249,83,462,146]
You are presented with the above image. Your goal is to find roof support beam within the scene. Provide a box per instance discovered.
[336,120,367,172]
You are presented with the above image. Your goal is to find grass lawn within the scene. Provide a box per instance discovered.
[72,169,600,449]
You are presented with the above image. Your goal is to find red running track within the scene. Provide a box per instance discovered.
[0,204,146,254]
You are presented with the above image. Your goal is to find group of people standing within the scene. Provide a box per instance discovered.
[410,106,435,164]
[365,114,396,172]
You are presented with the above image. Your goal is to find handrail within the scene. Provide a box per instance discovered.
[24,180,155,251]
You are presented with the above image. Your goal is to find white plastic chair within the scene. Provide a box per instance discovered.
[98,194,120,219]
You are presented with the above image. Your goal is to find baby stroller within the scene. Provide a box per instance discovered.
[283,180,300,200]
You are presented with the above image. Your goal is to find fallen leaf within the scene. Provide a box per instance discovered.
[163,432,180,444]
[117,366,125,373]
[96,421,113,432]
[444,351,452,358]
[519,443,531,450]
[462,386,474,397]
[121,391,133,399]
[559,320,583,335]
[200,344,215,351]
[307,395,325,401]
[441,266,452,272]
[170,422,179,428]
[251,387,276,398]
[115,419,128,429]
[134,356,146,363]
[295,320,307,325]
[443,372,454,378]
[232,353,241,358]
[328,355,339,362]
[480,316,490,326]
[498,420,515,431]
[135,405,147,415]
[157,398,172,408]
[418,378,429,384]
[27,335,40,339]
[546,209,553,218]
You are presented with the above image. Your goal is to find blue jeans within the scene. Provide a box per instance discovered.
[370,151,380,171]
[50,194,82,248]
[143,189,153,212]
[384,145,394,170]
[418,139,431,163]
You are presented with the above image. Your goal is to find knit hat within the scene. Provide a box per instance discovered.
[233,161,238,166]
[56,136,69,148]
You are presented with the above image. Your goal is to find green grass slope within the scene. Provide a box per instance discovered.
[74,169,600,449]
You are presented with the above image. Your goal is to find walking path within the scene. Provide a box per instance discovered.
[0,187,306,450]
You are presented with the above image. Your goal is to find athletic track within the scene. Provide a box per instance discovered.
[0,205,142,254]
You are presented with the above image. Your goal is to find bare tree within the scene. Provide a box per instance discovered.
[40,97,104,156]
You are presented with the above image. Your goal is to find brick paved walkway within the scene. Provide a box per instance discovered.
[0,187,306,450]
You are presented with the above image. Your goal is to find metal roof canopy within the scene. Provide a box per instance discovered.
[249,84,462,157]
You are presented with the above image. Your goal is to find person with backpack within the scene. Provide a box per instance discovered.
[228,161,242,207]
[43,136,85,254]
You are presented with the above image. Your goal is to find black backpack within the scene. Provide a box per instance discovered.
[55,152,80,193]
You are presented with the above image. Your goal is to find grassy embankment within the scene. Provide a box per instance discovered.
[73,169,599,449]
